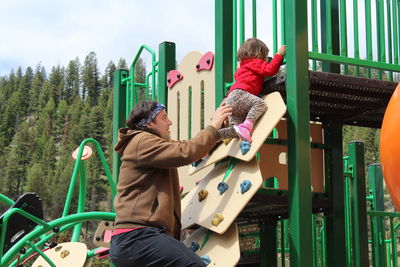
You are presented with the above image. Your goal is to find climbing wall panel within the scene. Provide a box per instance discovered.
[189,92,287,175]
[181,158,263,234]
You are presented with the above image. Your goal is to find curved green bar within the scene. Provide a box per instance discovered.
[1,212,115,266]
[0,194,13,206]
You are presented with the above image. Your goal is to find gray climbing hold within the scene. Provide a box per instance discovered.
[189,241,200,252]
[217,182,229,195]
[201,255,211,265]
[240,141,251,155]
[192,159,202,167]
[240,180,252,194]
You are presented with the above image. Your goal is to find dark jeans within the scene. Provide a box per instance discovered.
[109,227,206,267]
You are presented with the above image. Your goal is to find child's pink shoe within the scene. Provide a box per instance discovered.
[234,119,254,142]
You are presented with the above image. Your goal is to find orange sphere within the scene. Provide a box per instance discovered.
[380,84,400,211]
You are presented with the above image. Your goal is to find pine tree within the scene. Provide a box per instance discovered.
[82,52,100,105]
[30,64,47,113]
[65,58,81,104]
[18,67,33,117]
[117,58,128,69]
[3,122,33,199]
[48,66,65,106]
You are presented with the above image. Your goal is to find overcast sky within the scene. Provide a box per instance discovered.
[0,0,218,76]
[0,0,372,78]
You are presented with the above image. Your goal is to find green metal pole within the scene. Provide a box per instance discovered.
[273,0,278,54]
[368,164,386,267]
[320,0,340,73]
[344,163,352,267]
[348,141,369,266]
[386,0,393,81]
[280,220,286,267]
[324,126,346,267]
[365,0,373,77]
[240,0,245,44]
[158,42,176,108]
[321,218,327,267]
[233,0,237,76]
[390,217,398,267]
[71,162,87,242]
[280,0,286,45]
[376,0,385,80]
[0,194,13,206]
[112,69,128,185]
[353,0,360,76]
[392,0,399,66]
[311,0,318,70]
[339,0,348,74]
[215,0,233,106]
[252,0,257,37]
[312,215,317,267]
[26,241,56,267]
[285,0,312,266]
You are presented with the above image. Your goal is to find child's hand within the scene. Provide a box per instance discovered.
[278,45,286,56]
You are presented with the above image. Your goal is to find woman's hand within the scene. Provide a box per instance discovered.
[210,105,232,130]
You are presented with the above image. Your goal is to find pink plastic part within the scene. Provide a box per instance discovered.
[94,247,110,259]
[72,145,93,160]
[179,185,184,194]
[167,70,183,89]
[195,51,214,72]
[94,229,112,259]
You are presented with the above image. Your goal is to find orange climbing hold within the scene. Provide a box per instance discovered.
[380,84,400,211]
[72,145,93,160]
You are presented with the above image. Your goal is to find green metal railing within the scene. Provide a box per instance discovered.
[62,138,116,242]
[0,194,13,207]
[0,138,116,266]
[2,212,115,267]
[121,45,159,118]
[368,211,400,267]
[230,0,400,81]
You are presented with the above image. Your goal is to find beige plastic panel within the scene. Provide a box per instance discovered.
[259,120,325,192]
[32,242,87,267]
[179,165,214,194]
[167,51,215,141]
[167,51,216,193]
[181,157,263,234]
[182,224,240,267]
[93,220,114,248]
[189,92,287,175]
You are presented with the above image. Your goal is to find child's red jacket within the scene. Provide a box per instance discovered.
[228,54,283,96]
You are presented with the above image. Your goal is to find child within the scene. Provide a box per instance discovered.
[219,38,286,142]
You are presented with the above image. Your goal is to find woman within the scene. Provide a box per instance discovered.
[110,100,232,266]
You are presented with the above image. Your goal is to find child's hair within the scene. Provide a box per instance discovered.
[237,38,269,61]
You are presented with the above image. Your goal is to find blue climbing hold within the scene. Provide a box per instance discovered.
[189,241,200,252]
[191,159,202,167]
[240,141,251,155]
[217,182,229,195]
[240,180,252,194]
[201,255,211,265]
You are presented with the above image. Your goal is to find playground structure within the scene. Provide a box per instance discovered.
[1,0,400,266]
